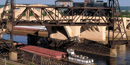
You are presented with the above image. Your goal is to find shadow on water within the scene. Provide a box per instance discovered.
[1,34,130,65]
[116,44,130,65]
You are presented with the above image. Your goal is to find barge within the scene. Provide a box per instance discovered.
[17,45,95,65]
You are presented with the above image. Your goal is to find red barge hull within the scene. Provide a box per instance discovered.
[19,45,66,60]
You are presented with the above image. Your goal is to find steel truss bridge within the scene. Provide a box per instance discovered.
[0,0,129,49]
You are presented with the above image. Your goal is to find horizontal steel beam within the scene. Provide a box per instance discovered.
[13,22,111,26]
[109,40,129,45]
[14,6,112,9]
[0,20,111,26]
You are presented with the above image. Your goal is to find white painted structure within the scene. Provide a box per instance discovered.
[55,0,73,7]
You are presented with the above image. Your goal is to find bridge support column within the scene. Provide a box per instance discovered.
[123,17,127,29]
[69,26,81,42]
[26,9,30,21]
[47,26,82,42]
[100,26,107,44]
[47,26,68,40]
[110,57,117,65]
[9,52,18,61]
[119,45,126,51]
[110,46,117,57]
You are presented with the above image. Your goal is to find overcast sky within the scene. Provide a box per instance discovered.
[0,0,129,6]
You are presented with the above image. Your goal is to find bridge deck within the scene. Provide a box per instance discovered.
[13,21,111,26]
[14,6,111,9]
[0,20,111,26]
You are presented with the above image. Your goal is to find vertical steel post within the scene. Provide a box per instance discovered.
[3,0,14,49]
[10,0,14,49]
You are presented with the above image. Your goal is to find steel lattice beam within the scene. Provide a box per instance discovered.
[0,0,129,47]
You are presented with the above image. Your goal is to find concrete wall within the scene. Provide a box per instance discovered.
[48,25,106,42]
[46,26,68,40]
[80,26,106,42]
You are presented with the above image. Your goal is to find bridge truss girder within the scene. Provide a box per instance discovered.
[0,0,129,49]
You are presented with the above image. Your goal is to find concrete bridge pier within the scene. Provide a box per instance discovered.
[110,57,117,65]
[110,45,126,57]
[47,25,107,43]
[110,48,117,57]
[66,26,81,42]
[46,26,81,42]
[118,45,126,51]
[9,52,18,61]
[110,45,118,57]
[26,9,30,21]
[47,26,69,40]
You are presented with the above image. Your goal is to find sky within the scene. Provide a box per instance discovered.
[0,0,129,6]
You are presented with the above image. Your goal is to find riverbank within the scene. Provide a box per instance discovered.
[0,57,25,65]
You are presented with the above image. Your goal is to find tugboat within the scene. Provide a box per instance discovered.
[67,49,95,65]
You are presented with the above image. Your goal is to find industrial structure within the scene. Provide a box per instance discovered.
[55,0,73,7]
[0,0,129,65]
[56,0,106,7]
[84,0,91,7]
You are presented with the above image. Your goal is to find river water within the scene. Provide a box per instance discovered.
[1,34,130,65]
[2,34,27,44]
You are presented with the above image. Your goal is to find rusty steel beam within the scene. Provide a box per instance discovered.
[14,6,112,9]
[0,0,128,48]
[1,0,15,49]
[107,0,129,45]
[109,40,130,45]
[12,21,111,26]
[13,7,111,25]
